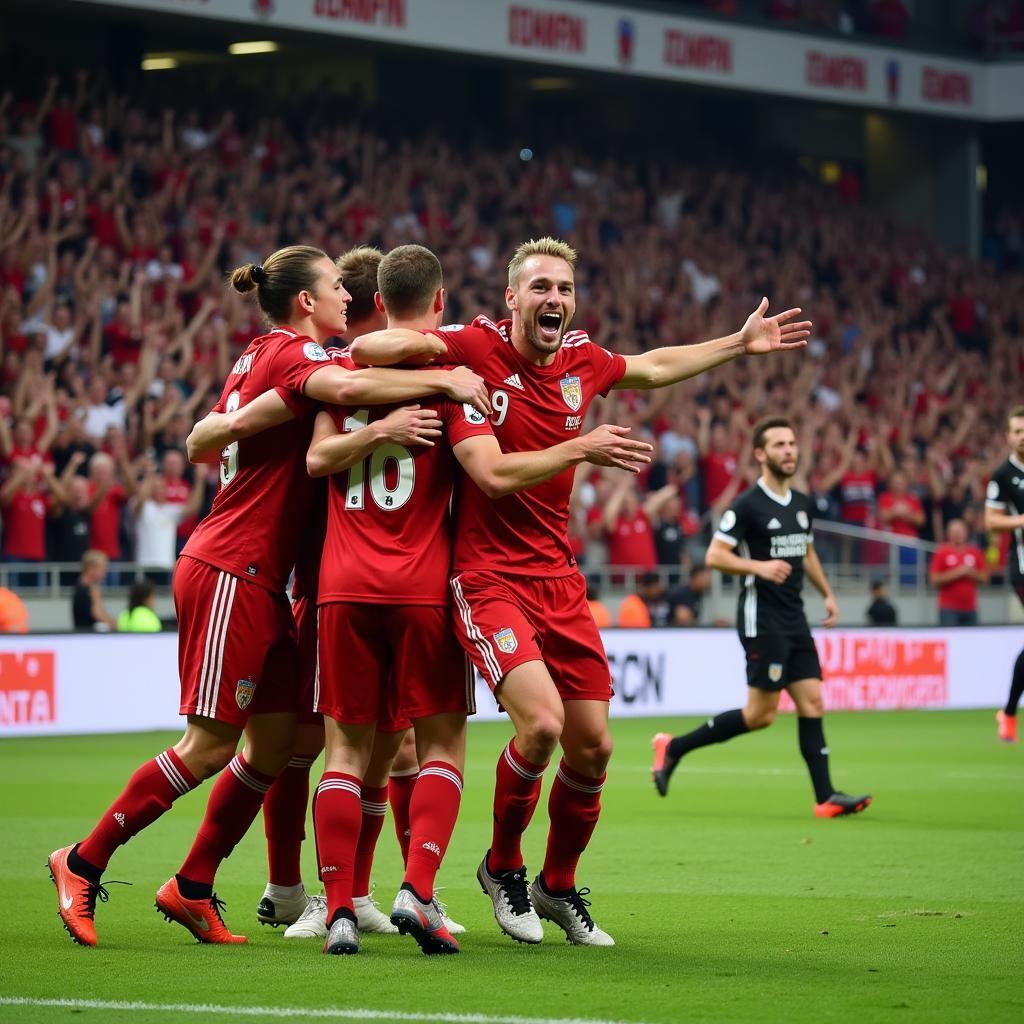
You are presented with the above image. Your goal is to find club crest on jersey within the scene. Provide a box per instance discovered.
[235,677,257,710]
[493,628,518,654]
[559,375,582,412]
[463,403,486,425]
[303,341,329,362]
[796,510,810,529]
[768,664,783,684]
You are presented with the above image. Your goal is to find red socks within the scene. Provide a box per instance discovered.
[78,748,198,871]
[403,762,463,899]
[542,759,605,892]
[489,740,547,873]
[388,770,417,864]
[178,754,273,886]
[352,785,388,898]
[313,772,362,922]
[263,754,316,887]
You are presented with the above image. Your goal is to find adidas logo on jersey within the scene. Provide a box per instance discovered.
[503,373,525,391]
[767,518,782,530]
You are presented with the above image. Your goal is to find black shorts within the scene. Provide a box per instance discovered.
[740,631,822,692]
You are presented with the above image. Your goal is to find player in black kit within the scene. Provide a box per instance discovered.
[650,417,871,818]
[984,406,1024,744]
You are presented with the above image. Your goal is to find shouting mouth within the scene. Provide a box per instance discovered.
[537,311,562,341]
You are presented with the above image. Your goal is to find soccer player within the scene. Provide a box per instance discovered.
[984,406,1024,743]
[651,417,872,818]
[349,237,810,946]
[48,245,491,948]
[310,243,652,955]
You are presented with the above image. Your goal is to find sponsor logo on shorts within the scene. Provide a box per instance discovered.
[493,627,518,654]
[768,663,783,684]
[235,677,257,710]
[559,375,582,412]
[303,341,329,362]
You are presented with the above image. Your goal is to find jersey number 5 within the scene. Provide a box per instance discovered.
[343,409,416,512]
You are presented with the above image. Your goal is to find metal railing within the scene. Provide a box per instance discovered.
[0,562,168,598]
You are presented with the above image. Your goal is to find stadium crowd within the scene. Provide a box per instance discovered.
[1,74,1021,583]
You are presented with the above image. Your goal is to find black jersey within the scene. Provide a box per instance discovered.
[714,479,815,638]
[985,455,1024,585]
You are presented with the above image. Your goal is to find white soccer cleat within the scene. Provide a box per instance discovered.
[256,883,310,927]
[477,853,543,944]
[529,878,615,947]
[353,892,399,934]
[432,894,465,935]
[283,893,328,939]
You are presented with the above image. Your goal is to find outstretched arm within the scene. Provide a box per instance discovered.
[615,298,811,390]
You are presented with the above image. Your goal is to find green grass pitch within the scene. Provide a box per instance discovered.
[2,710,1021,1024]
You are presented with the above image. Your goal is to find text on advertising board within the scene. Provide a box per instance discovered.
[806,51,867,91]
[779,634,947,712]
[922,68,972,105]
[0,651,56,726]
[607,650,664,705]
[663,30,732,73]
[508,6,585,53]
[314,0,407,27]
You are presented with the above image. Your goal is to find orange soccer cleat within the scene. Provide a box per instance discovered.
[48,845,111,947]
[651,732,677,797]
[155,877,247,944]
[996,710,1018,743]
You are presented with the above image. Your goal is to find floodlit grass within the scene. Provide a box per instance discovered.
[2,710,1021,1023]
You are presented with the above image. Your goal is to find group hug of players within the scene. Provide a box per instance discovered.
[46,232,1024,957]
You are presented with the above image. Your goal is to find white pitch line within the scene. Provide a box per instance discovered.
[0,997,654,1024]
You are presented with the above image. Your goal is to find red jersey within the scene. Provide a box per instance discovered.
[607,509,657,569]
[89,483,126,558]
[930,544,984,612]
[426,317,627,577]
[840,470,876,525]
[292,481,327,601]
[182,327,333,593]
[701,451,738,507]
[878,491,924,538]
[318,392,490,605]
[2,490,49,559]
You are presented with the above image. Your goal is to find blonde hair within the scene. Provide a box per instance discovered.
[507,237,578,289]
[229,245,329,324]
[81,550,108,572]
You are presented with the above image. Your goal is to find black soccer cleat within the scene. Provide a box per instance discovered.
[814,792,872,818]
[651,733,678,797]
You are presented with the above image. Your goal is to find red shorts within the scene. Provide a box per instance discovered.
[315,602,473,726]
[175,556,298,728]
[291,595,323,727]
[450,569,613,702]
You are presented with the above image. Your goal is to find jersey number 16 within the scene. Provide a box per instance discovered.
[343,409,416,512]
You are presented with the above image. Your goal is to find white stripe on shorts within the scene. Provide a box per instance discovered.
[450,575,503,686]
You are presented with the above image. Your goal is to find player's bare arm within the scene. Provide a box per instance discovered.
[347,328,446,367]
[984,506,1024,533]
[705,537,793,584]
[306,407,443,478]
[803,543,838,627]
[615,298,812,390]
[187,389,294,464]
[304,363,491,417]
[452,425,652,500]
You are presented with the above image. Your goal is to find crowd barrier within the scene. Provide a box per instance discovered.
[0,627,1020,737]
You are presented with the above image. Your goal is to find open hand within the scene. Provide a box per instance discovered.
[740,298,811,356]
